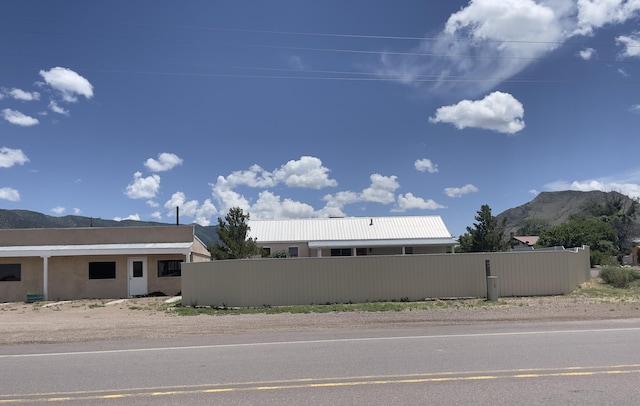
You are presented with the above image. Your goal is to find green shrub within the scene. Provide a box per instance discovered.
[599,267,640,288]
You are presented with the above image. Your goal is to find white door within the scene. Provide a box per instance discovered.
[128,257,148,297]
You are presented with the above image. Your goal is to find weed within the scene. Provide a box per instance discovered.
[599,267,640,288]
[88,303,104,309]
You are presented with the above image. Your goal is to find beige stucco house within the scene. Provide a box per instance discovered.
[248,216,457,258]
[0,225,210,302]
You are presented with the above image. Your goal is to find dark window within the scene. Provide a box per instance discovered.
[288,246,299,257]
[262,247,271,257]
[405,247,414,254]
[331,248,352,257]
[356,248,367,256]
[0,264,21,281]
[157,260,182,277]
[89,262,116,279]
[133,261,143,277]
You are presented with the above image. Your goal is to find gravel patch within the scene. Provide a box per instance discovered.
[1,294,640,346]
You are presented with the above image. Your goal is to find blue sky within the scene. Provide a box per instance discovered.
[1,0,640,237]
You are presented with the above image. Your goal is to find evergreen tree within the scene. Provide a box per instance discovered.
[210,207,260,260]
[458,204,507,252]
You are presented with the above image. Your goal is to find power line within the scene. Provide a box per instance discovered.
[0,16,634,49]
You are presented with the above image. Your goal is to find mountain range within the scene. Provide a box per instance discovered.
[497,190,639,235]
[0,209,220,246]
[1,190,637,243]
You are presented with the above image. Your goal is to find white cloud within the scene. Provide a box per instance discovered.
[210,176,251,214]
[0,187,20,202]
[221,164,275,189]
[151,211,162,220]
[393,193,446,212]
[144,152,184,172]
[215,157,335,192]
[1,108,39,126]
[114,214,141,221]
[39,67,94,102]
[360,174,399,204]
[73,208,81,215]
[415,158,439,173]
[616,33,640,58]
[146,200,159,208]
[0,147,29,168]
[376,0,569,96]
[250,191,316,219]
[161,191,217,225]
[629,104,640,113]
[545,178,640,199]
[575,0,640,35]
[578,47,596,60]
[529,189,540,196]
[48,100,69,116]
[51,206,65,214]
[430,91,525,134]
[273,156,337,189]
[321,174,400,215]
[195,199,218,226]
[8,88,40,101]
[125,172,160,199]
[444,184,479,198]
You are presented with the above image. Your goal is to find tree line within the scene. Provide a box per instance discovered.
[458,195,639,266]
[210,194,639,266]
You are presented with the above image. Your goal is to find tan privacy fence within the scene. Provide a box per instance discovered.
[181,247,590,307]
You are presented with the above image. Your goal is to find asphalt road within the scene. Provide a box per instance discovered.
[2,319,640,405]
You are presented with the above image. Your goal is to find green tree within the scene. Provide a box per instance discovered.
[516,219,550,236]
[538,215,618,265]
[210,207,260,260]
[458,204,508,252]
[582,194,639,252]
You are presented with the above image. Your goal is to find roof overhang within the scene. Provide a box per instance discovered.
[308,238,458,249]
[0,242,194,258]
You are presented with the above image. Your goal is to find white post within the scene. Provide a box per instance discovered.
[317,248,322,257]
[42,256,49,301]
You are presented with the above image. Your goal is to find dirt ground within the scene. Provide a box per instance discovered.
[2,291,640,346]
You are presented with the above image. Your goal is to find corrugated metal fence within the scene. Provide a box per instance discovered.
[181,246,590,307]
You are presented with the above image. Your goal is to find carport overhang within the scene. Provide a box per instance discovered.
[308,238,458,249]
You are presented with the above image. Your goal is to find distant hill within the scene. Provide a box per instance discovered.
[0,209,219,246]
[497,190,640,235]
[3,191,638,246]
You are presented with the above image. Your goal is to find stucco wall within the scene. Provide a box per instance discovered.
[0,254,188,302]
[0,225,196,246]
[0,257,43,302]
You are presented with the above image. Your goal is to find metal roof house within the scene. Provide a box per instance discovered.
[0,225,211,302]
[248,216,457,258]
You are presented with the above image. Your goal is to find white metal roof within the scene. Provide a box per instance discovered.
[0,242,194,258]
[248,216,455,246]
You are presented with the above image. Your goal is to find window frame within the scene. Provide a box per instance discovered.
[157,259,183,277]
[288,246,299,258]
[0,263,21,282]
[331,248,352,257]
[88,261,117,280]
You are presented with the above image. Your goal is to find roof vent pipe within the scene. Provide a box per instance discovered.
[370,219,373,226]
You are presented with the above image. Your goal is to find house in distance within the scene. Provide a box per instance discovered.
[248,216,457,258]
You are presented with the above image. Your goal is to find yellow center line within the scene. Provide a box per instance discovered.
[2,365,639,403]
